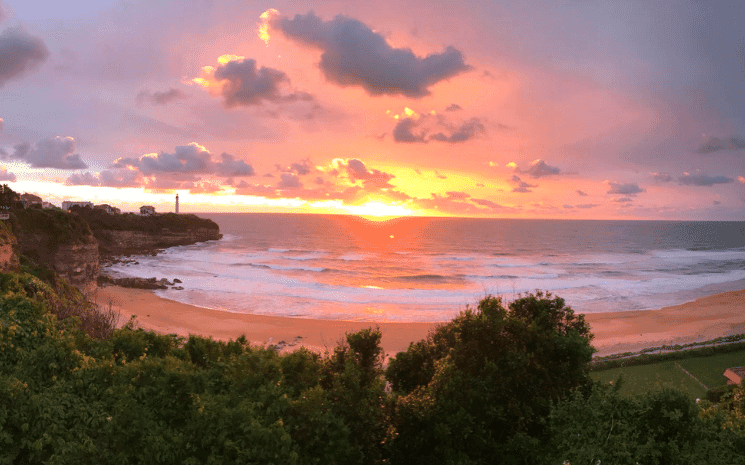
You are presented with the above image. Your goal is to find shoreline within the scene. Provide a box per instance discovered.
[93,286,745,358]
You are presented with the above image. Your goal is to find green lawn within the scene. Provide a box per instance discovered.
[677,350,745,389]
[590,361,707,399]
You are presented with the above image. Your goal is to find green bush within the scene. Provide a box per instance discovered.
[3,279,745,464]
[385,292,595,464]
[70,207,219,234]
[549,381,743,464]
[9,207,94,249]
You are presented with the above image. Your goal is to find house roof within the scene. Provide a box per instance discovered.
[21,193,42,202]
[723,367,745,384]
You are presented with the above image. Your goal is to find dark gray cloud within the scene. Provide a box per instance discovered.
[576,189,587,196]
[606,181,644,195]
[277,173,302,189]
[511,175,536,193]
[392,118,426,143]
[100,170,139,188]
[65,171,99,186]
[343,158,395,189]
[445,103,462,112]
[652,172,672,183]
[0,27,49,87]
[214,58,311,107]
[11,136,88,169]
[276,158,314,175]
[0,166,16,182]
[215,153,255,176]
[115,143,211,174]
[272,11,470,97]
[678,173,733,186]
[576,203,600,209]
[697,136,745,154]
[65,169,144,188]
[612,197,633,203]
[521,159,560,178]
[114,143,254,177]
[393,115,484,144]
[429,118,485,143]
[137,88,187,105]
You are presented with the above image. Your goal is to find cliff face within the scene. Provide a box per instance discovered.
[3,207,222,294]
[0,224,20,272]
[8,209,99,294]
[97,227,222,256]
[53,243,99,295]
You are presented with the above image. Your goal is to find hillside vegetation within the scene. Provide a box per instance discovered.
[8,207,96,248]
[2,282,745,464]
[70,206,219,234]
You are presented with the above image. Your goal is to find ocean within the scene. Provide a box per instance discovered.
[106,214,745,322]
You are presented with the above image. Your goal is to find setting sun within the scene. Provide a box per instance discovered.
[341,201,414,219]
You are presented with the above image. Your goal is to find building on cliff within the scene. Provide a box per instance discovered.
[62,201,93,211]
[21,193,42,208]
[140,205,156,216]
[94,204,121,215]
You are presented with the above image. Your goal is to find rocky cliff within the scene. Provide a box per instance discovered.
[97,227,222,256]
[53,243,100,294]
[0,223,20,272]
[2,207,221,294]
[8,208,99,294]
[68,208,222,257]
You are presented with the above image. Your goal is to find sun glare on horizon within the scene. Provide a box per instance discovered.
[340,201,414,220]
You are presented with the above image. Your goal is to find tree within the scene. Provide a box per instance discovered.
[385,292,595,464]
[549,381,744,464]
[0,184,20,209]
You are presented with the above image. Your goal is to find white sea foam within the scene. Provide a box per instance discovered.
[106,215,745,321]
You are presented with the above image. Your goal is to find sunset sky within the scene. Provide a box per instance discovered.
[0,0,743,219]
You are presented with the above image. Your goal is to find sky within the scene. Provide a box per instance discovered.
[0,0,743,219]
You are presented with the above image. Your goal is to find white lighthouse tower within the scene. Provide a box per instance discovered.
[175,193,179,214]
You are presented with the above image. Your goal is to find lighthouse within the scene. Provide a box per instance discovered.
[175,193,179,214]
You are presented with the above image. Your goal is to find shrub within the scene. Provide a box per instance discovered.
[549,381,743,464]
[386,292,595,464]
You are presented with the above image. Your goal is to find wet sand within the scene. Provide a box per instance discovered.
[94,286,745,357]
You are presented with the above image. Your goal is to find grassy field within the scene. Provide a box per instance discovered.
[678,351,745,389]
[591,361,707,399]
[590,349,745,399]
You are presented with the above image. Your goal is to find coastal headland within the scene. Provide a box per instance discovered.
[95,285,745,358]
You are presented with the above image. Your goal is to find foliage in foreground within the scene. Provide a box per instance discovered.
[550,380,744,464]
[2,274,745,464]
[385,292,596,464]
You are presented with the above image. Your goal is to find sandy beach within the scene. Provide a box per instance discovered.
[93,286,745,358]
